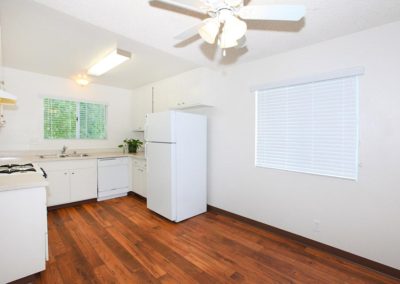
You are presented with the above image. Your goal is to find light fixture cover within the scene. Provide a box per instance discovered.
[218,31,238,49]
[223,15,247,41]
[75,74,90,87]
[0,89,17,104]
[88,49,131,76]
[198,18,220,44]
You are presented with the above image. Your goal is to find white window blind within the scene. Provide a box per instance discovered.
[44,98,107,140]
[255,75,359,180]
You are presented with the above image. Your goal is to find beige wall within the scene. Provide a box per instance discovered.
[0,68,133,151]
[133,21,400,269]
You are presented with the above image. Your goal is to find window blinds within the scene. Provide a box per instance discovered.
[79,102,107,139]
[44,98,77,139]
[255,75,359,180]
[44,98,107,140]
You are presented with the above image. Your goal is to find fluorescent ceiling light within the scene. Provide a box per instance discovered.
[88,49,131,76]
[0,89,17,104]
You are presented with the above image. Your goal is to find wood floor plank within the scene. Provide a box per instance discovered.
[35,196,399,284]
[68,206,159,283]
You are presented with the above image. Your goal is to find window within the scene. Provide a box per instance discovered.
[255,69,362,180]
[44,98,107,139]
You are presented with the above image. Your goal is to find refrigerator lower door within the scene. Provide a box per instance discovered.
[146,142,176,221]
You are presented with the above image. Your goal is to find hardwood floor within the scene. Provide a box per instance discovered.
[36,196,398,283]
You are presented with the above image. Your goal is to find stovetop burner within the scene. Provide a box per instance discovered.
[0,163,37,175]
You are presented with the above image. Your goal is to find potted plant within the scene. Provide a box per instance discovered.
[118,139,143,154]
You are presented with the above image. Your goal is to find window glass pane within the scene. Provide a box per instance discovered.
[79,102,107,139]
[44,98,76,139]
[44,98,107,140]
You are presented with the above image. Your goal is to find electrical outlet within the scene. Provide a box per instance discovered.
[313,219,320,232]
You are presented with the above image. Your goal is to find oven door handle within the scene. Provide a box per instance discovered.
[40,167,48,179]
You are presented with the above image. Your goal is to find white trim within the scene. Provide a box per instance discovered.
[38,94,109,106]
[250,67,365,92]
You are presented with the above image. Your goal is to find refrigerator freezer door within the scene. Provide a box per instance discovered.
[145,111,176,143]
[146,142,176,221]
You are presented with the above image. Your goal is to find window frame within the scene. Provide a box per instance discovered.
[43,97,108,140]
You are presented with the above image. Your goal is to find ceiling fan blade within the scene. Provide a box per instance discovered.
[151,0,208,14]
[235,35,247,49]
[174,21,206,41]
[238,5,306,21]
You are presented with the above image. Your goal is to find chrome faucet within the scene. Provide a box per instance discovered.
[61,145,67,155]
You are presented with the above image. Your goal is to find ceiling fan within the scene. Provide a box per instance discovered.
[151,0,306,51]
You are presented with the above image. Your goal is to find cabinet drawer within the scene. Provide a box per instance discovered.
[39,159,97,171]
[133,159,146,168]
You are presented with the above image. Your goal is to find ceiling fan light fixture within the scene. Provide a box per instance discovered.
[218,31,238,49]
[198,18,220,44]
[223,15,247,41]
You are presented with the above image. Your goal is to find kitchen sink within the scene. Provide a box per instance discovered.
[38,153,90,159]
[66,153,90,158]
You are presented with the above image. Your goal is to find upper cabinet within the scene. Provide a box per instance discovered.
[166,68,216,109]
[132,68,218,129]
[132,86,153,131]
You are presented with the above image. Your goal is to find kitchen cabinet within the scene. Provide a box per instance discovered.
[160,69,215,110]
[39,159,97,206]
[132,85,153,131]
[0,187,47,283]
[45,169,69,205]
[132,158,147,197]
[70,167,98,202]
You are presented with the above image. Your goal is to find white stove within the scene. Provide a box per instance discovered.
[0,163,46,177]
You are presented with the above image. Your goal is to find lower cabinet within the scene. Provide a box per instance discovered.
[0,187,47,283]
[132,159,147,197]
[39,159,97,206]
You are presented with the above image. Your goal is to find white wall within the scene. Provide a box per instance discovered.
[133,21,400,269]
[0,68,133,151]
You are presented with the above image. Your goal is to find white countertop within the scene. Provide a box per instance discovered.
[0,151,146,163]
[31,152,146,162]
[0,150,145,192]
[0,173,49,193]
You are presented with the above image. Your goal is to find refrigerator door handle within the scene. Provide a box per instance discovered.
[144,116,148,142]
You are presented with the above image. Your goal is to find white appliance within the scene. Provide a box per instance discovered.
[0,163,48,283]
[145,111,207,222]
[97,157,130,201]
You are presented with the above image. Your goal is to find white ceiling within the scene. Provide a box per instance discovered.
[1,0,400,89]
[0,0,198,89]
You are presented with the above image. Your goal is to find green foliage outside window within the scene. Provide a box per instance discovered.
[44,98,107,140]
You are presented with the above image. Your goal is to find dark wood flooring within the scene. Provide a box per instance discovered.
[36,196,398,283]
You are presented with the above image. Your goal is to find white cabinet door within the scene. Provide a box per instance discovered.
[70,167,98,202]
[133,159,147,197]
[0,187,47,283]
[46,169,70,206]
[40,159,98,206]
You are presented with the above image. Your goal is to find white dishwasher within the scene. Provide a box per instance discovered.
[97,157,130,201]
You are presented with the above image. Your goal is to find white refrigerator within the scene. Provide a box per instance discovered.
[145,111,207,222]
